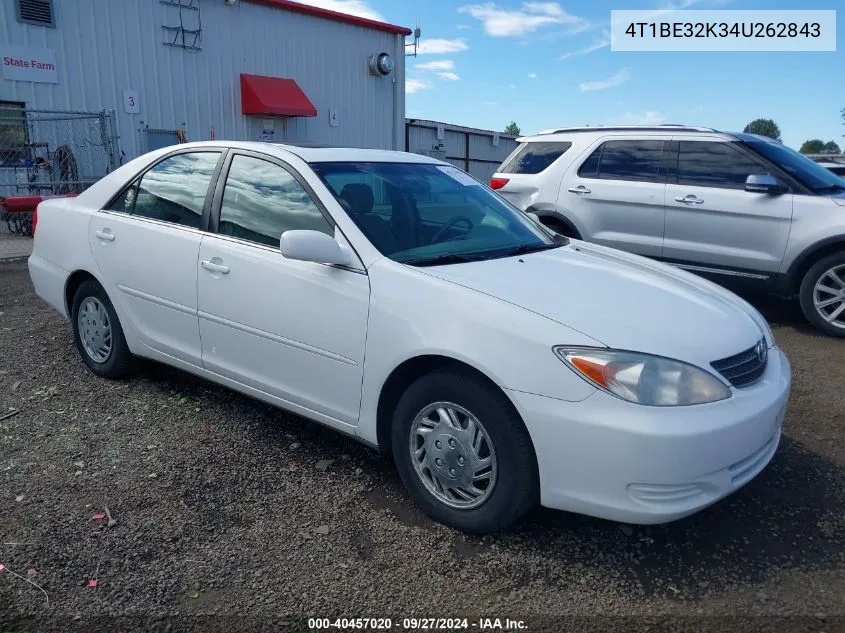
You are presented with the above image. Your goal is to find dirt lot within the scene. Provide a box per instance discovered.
[2,260,845,632]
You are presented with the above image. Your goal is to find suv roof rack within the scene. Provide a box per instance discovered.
[535,125,719,135]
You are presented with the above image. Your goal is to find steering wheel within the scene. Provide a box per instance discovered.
[431,216,474,244]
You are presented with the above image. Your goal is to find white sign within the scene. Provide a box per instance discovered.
[436,124,445,140]
[492,133,500,147]
[1,45,58,83]
[329,107,339,128]
[258,118,275,141]
[123,90,140,114]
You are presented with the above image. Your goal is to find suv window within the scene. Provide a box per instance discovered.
[500,142,572,174]
[578,140,665,182]
[677,141,767,190]
[218,154,333,248]
[111,152,221,228]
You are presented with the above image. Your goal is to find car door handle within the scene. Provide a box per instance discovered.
[675,195,704,204]
[94,229,115,242]
[568,186,592,195]
[201,260,230,274]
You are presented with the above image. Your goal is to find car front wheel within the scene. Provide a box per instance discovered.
[391,369,539,533]
[71,279,136,378]
[799,252,845,338]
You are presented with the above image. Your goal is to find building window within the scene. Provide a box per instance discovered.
[0,102,28,167]
[15,0,55,27]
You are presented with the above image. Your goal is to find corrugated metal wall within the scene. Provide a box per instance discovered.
[1,0,405,161]
[406,120,518,183]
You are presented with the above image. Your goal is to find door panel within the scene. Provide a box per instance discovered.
[664,140,793,273]
[197,153,370,425]
[560,138,670,257]
[197,236,369,424]
[87,151,222,364]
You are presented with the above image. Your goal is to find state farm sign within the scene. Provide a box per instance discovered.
[1,45,58,83]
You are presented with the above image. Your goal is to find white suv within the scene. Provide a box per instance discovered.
[492,126,845,337]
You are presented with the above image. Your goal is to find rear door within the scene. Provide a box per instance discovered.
[559,137,671,257]
[664,139,793,275]
[89,150,224,365]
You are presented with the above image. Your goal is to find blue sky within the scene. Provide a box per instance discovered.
[297,0,843,149]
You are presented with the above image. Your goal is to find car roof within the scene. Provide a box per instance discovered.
[516,126,763,143]
[163,140,442,164]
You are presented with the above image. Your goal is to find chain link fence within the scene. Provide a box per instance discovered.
[0,107,120,235]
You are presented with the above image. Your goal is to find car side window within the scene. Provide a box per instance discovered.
[112,152,221,228]
[578,140,665,182]
[218,155,333,248]
[677,141,767,190]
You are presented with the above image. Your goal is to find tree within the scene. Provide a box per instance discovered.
[743,118,782,142]
[504,121,521,136]
[800,139,842,154]
[800,139,827,154]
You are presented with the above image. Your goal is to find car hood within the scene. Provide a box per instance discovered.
[831,193,845,206]
[419,241,767,368]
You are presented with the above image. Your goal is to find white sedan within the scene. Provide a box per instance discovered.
[28,141,791,533]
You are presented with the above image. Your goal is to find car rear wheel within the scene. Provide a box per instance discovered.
[391,369,539,533]
[71,279,136,378]
[799,252,845,338]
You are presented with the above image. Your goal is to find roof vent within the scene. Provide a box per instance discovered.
[16,0,54,27]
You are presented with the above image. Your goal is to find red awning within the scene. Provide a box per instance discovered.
[240,74,317,118]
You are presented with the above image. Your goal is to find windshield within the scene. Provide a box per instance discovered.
[742,139,845,192]
[311,162,559,266]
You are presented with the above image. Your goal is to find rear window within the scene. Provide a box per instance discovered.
[499,142,572,174]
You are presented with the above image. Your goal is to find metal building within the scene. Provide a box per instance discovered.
[1,0,410,197]
[406,119,518,183]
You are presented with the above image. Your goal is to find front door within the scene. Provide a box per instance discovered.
[88,150,223,364]
[664,139,793,274]
[196,152,370,426]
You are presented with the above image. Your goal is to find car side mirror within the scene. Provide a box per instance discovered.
[746,174,786,195]
[280,230,352,267]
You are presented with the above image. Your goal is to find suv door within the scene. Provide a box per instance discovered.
[196,151,370,429]
[664,139,793,275]
[560,137,671,257]
[89,150,224,365]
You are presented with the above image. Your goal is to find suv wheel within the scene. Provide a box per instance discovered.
[391,369,539,533]
[799,252,845,337]
[541,217,576,238]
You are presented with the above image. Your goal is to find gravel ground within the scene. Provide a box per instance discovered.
[1,260,844,632]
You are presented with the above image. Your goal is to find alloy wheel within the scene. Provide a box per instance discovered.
[813,264,845,330]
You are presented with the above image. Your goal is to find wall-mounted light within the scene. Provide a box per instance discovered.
[368,53,394,76]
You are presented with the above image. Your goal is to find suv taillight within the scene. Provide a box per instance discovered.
[490,177,509,190]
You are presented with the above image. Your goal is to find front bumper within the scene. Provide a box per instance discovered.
[507,347,792,524]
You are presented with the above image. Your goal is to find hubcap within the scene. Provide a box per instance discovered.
[813,264,845,330]
[408,402,497,510]
[77,297,113,363]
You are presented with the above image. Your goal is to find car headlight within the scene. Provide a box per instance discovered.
[554,347,732,406]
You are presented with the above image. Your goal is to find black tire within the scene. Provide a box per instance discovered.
[71,279,136,378]
[799,252,845,338]
[391,369,539,534]
[541,217,576,238]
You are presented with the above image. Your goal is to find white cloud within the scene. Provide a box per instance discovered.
[528,72,537,79]
[416,38,469,55]
[456,24,472,30]
[508,83,517,89]
[579,68,631,92]
[437,71,461,81]
[609,111,666,125]
[289,0,383,21]
[561,31,611,59]
[415,60,455,71]
[458,2,588,37]
[406,78,432,94]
